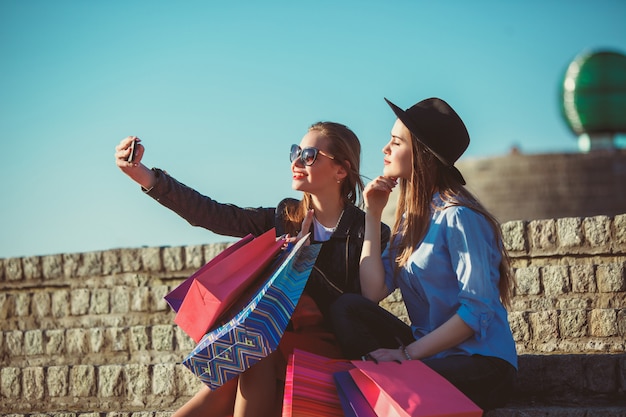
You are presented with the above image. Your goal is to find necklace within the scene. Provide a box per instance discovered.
[314,209,345,231]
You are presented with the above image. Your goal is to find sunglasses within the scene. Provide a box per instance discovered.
[289,144,335,166]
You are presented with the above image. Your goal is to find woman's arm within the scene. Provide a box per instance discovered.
[360,176,397,302]
[115,136,157,190]
[404,314,474,360]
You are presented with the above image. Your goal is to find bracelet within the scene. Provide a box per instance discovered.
[401,346,412,361]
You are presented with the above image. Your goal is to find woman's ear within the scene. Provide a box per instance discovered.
[335,160,350,182]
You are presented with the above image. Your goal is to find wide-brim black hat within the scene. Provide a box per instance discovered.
[385,97,469,185]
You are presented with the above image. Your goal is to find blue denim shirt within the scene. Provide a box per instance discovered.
[383,196,518,369]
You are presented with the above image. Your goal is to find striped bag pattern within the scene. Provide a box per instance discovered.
[282,349,354,417]
[183,239,320,390]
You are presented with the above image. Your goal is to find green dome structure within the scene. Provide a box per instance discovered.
[561,50,626,151]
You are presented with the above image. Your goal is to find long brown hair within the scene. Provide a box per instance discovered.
[282,121,363,235]
[391,135,514,308]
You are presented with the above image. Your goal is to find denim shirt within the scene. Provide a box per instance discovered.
[383,195,518,369]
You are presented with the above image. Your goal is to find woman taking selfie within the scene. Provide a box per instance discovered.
[115,121,390,417]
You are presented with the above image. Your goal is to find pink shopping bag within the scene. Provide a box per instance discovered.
[174,228,285,343]
[282,349,354,417]
[348,360,483,417]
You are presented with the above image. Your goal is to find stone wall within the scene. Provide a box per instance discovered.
[0,214,625,414]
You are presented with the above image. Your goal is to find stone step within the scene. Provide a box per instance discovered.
[1,353,623,415]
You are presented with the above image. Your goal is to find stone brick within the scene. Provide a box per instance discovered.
[618,309,626,337]
[152,363,176,395]
[51,290,70,318]
[5,330,23,356]
[559,309,588,338]
[5,258,23,281]
[69,365,95,397]
[32,291,51,318]
[24,330,43,355]
[583,215,611,248]
[150,285,170,312]
[174,327,196,351]
[62,253,81,277]
[184,245,205,269]
[90,328,105,353]
[529,311,559,341]
[102,249,123,275]
[514,267,541,295]
[131,287,150,312]
[141,247,162,272]
[22,256,42,280]
[590,309,618,337]
[0,293,14,320]
[130,326,150,351]
[175,364,204,396]
[0,367,21,397]
[71,288,90,315]
[152,325,174,351]
[107,327,128,352]
[89,288,110,314]
[163,246,184,272]
[22,367,44,400]
[125,364,150,397]
[77,251,103,277]
[66,328,87,355]
[570,264,597,293]
[556,217,583,248]
[121,248,142,272]
[45,329,65,355]
[110,286,130,314]
[98,365,124,397]
[204,243,229,263]
[42,254,63,280]
[15,292,30,317]
[596,262,626,293]
[614,214,626,248]
[47,366,68,397]
[501,220,526,252]
[542,266,570,295]
[508,311,530,342]
[528,219,557,252]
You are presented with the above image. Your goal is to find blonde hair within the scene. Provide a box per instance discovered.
[391,134,513,308]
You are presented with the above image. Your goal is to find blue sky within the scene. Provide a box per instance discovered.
[1,0,625,259]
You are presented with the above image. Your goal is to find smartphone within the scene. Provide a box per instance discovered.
[127,139,137,163]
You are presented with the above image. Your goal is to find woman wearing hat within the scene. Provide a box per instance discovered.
[114,122,390,417]
[330,98,518,410]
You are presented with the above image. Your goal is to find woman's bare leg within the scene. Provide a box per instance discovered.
[233,351,282,417]
[172,376,238,417]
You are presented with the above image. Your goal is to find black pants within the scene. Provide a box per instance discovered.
[330,293,517,410]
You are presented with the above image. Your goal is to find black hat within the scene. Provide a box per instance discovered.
[385,97,469,185]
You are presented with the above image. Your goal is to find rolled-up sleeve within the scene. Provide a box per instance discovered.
[445,207,502,339]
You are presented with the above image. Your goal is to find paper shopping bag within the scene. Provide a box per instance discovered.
[164,234,254,312]
[333,371,377,417]
[183,237,320,390]
[174,229,286,342]
[282,349,354,417]
[349,360,483,417]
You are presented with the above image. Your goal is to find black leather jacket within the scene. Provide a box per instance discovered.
[146,168,391,318]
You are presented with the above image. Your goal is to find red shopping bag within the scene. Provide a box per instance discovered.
[282,349,354,417]
[348,360,483,417]
[164,234,254,312]
[174,229,285,343]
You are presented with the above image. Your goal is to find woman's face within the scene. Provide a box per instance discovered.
[382,119,413,180]
[291,130,345,194]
